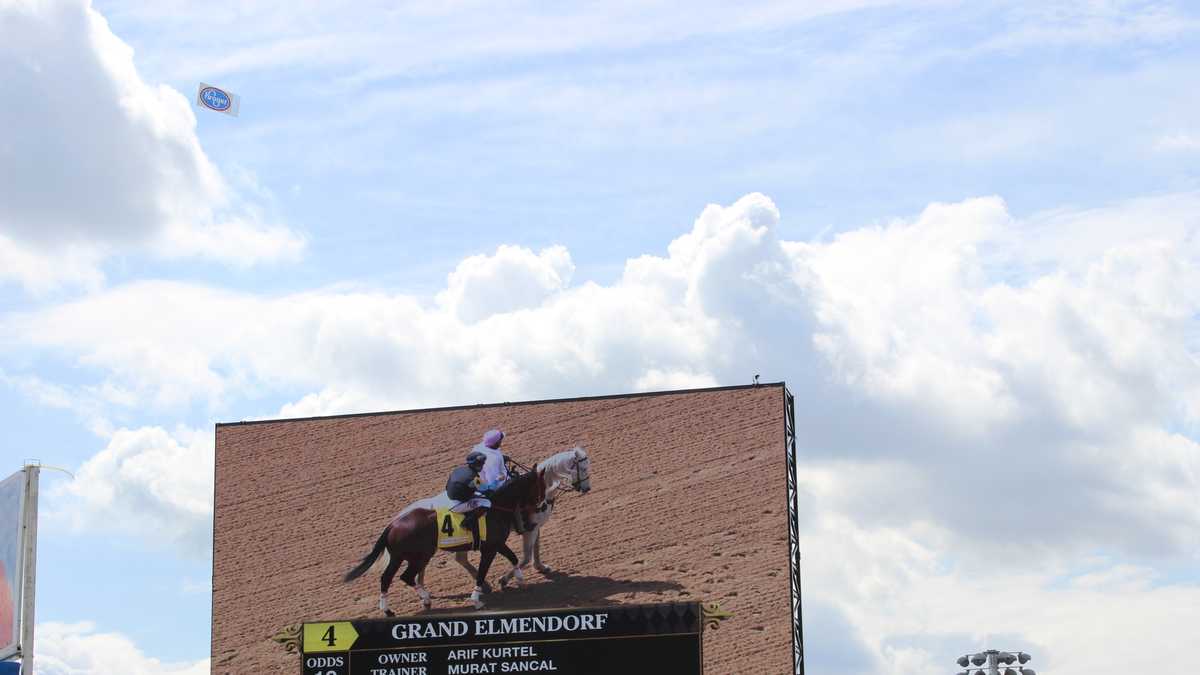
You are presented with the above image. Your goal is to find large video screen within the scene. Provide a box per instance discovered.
[213,384,800,674]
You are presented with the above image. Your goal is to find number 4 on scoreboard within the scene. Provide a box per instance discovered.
[302,622,359,653]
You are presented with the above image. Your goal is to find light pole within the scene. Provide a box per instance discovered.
[955,649,1035,675]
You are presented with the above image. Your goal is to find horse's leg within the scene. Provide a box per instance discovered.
[526,507,552,574]
[454,551,489,593]
[498,541,524,588]
[518,528,535,569]
[413,563,434,608]
[532,526,553,574]
[379,552,403,617]
[471,546,500,609]
[399,552,434,610]
[513,528,532,569]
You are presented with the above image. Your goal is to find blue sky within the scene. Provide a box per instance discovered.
[1,1,1199,674]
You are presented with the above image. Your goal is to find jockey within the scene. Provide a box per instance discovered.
[474,429,510,494]
[470,429,532,533]
[448,451,490,530]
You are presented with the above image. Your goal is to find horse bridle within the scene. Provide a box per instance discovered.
[506,451,589,508]
[538,452,590,507]
[568,452,590,492]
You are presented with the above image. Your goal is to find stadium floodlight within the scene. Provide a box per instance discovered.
[954,649,1034,675]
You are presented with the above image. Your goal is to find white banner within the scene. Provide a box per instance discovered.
[0,471,24,661]
[196,82,241,117]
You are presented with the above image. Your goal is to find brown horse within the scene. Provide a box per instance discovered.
[343,468,540,614]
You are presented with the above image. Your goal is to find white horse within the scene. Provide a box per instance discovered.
[416,446,592,603]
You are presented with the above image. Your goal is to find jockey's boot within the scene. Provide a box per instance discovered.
[461,507,486,532]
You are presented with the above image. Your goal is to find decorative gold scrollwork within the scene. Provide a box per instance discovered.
[271,624,302,653]
[701,601,734,629]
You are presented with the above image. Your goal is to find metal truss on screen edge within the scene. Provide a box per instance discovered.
[784,387,805,675]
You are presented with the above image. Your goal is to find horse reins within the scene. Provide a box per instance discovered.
[503,452,589,508]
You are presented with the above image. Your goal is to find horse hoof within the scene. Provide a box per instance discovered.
[473,599,485,610]
[384,609,396,617]
[422,601,432,610]
[498,576,509,589]
[535,565,552,575]
[481,582,493,594]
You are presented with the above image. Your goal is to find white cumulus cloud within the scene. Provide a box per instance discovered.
[35,622,209,675]
[797,511,1200,675]
[0,0,304,293]
[438,244,575,322]
[50,426,214,555]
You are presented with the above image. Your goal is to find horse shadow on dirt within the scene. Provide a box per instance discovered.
[416,573,687,614]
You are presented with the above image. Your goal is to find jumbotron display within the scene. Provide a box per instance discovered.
[212,383,803,674]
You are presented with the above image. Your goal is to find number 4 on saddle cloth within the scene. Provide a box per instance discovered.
[435,508,487,550]
[434,463,542,550]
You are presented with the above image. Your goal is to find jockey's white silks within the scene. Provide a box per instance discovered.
[475,442,509,487]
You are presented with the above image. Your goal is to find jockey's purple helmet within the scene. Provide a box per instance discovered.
[483,429,504,449]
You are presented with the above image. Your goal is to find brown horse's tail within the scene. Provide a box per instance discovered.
[344,526,389,582]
